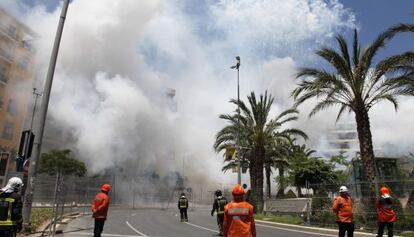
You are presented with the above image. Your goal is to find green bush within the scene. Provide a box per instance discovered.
[310,191,336,227]
[255,213,303,225]
[29,208,53,233]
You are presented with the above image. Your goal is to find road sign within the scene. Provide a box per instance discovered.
[225,146,236,161]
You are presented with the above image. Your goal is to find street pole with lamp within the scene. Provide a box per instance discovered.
[22,0,70,231]
[230,56,241,185]
[21,88,42,197]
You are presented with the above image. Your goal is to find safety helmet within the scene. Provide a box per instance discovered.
[101,184,111,192]
[380,187,391,198]
[339,186,348,193]
[1,177,23,193]
[180,192,186,197]
[232,184,245,196]
[215,190,222,197]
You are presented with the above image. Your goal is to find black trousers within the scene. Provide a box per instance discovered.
[0,230,16,237]
[377,222,393,237]
[180,208,188,221]
[216,214,224,234]
[94,219,106,237]
[337,222,354,237]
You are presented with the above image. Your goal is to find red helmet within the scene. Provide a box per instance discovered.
[101,184,111,192]
[380,186,391,198]
[232,184,245,196]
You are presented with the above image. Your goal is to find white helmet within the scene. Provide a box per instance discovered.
[1,177,23,193]
[339,186,348,193]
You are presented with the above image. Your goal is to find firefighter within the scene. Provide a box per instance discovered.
[376,186,396,237]
[91,184,111,237]
[223,184,256,237]
[0,177,23,237]
[211,190,228,236]
[178,192,188,222]
[332,186,354,237]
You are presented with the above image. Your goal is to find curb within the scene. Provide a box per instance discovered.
[38,212,80,236]
[256,220,402,237]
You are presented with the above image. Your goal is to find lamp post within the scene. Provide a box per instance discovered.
[230,56,241,185]
[21,88,42,197]
[22,0,70,230]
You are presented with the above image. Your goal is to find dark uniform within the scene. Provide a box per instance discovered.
[211,191,227,236]
[0,191,23,237]
[178,194,188,222]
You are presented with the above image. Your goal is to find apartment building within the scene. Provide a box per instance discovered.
[0,8,36,181]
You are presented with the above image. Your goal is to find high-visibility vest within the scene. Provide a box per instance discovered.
[0,198,16,227]
[217,198,227,215]
[179,198,188,208]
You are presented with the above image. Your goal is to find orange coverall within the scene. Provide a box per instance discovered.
[223,200,256,237]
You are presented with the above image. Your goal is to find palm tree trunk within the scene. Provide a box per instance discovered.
[265,163,271,198]
[354,106,377,198]
[254,147,265,213]
[249,158,257,211]
[277,166,285,197]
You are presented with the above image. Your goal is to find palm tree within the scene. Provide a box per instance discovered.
[214,91,286,212]
[292,27,414,196]
[267,138,292,198]
[263,109,308,198]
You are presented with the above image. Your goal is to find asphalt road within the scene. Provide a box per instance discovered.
[58,207,335,237]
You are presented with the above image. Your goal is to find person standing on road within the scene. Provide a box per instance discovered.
[178,192,188,222]
[332,186,354,237]
[211,189,228,236]
[223,184,256,237]
[0,177,23,237]
[376,186,396,237]
[92,184,111,237]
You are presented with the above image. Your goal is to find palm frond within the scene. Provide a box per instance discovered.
[336,34,351,68]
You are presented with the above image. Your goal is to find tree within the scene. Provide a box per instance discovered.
[292,27,414,197]
[264,111,308,198]
[215,91,288,212]
[38,149,87,176]
[38,149,86,235]
[288,152,341,196]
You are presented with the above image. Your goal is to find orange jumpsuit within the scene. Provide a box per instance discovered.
[223,200,256,237]
[92,192,110,219]
[332,195,353,223]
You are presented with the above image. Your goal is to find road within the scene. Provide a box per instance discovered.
[58,207,335,237]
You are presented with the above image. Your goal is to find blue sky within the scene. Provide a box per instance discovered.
[342,0,413,58]
[20,0,413,60]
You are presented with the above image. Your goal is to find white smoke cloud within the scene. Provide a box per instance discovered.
[0,0,363,187]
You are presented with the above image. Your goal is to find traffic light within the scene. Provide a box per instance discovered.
[225,146,236,161]
[232,165,239,173]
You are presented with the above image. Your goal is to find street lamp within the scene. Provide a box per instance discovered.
[230,56,241,185]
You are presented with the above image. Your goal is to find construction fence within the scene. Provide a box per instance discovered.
[265,179,414,233]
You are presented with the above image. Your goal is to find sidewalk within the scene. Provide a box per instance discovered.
[255,220,394,237]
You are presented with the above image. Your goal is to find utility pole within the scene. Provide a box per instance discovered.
[21,88,41,197]
[22,0,70,231]
[231,56,241,185]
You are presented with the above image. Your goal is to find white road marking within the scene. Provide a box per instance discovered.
[66,232,142,237]
[256,223,337,237]
[131,213,137,216]
[185,222,217,233]
[126,221,148,237]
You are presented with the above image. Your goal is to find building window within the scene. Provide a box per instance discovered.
[2,122,14,140]
[0,64,8,84]
[0,98,3,111]
[7,99,17,115]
